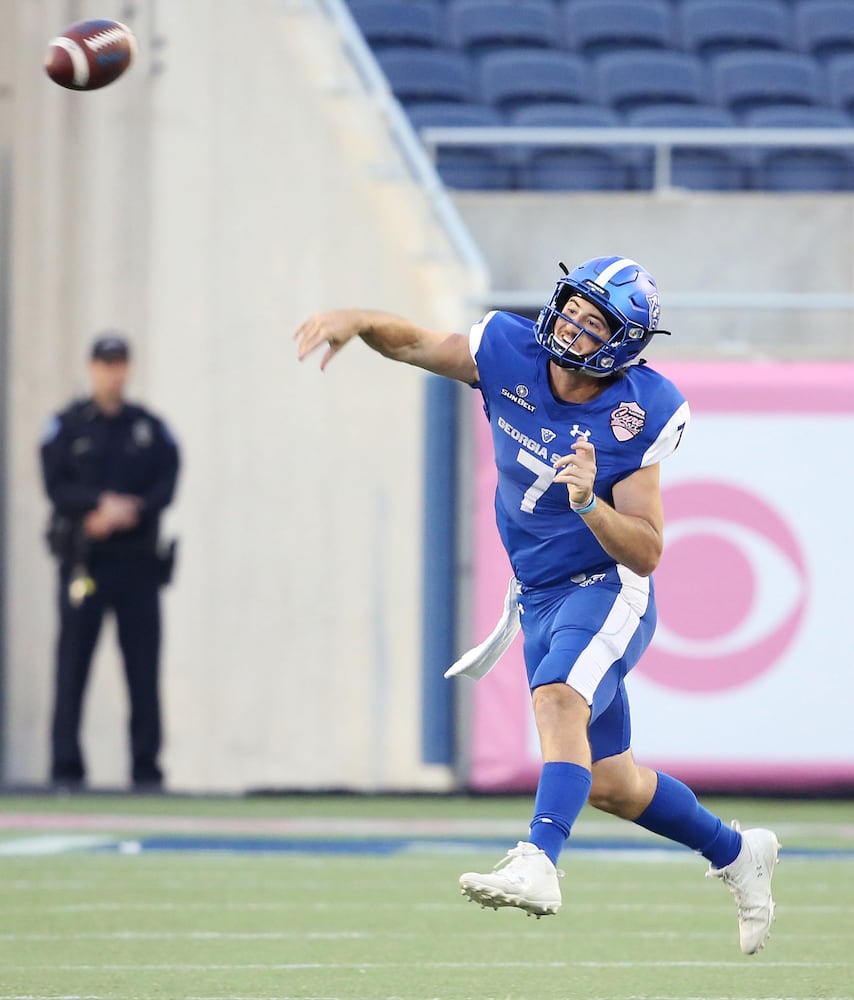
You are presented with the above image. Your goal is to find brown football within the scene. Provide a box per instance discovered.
[44,19,136,91]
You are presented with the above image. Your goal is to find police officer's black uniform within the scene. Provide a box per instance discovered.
[40,359,179,789]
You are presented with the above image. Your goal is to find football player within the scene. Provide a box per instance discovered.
[295,256,779,955]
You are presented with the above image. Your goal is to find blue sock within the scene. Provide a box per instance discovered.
[528,761,593,864]
[634,772,741,868]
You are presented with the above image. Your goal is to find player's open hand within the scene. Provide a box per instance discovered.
[294,310,364,371]
[552,438,597,507]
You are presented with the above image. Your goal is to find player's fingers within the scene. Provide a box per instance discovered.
[293,316,319,343]
[553,465,580,483]
[319,343,340,371]
[295,317,330,359]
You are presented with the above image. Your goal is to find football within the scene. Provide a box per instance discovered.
[44,19,137,91]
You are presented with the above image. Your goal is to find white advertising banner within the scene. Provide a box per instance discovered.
[466,362,854,793]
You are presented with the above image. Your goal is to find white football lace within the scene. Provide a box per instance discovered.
[84,28,126,52]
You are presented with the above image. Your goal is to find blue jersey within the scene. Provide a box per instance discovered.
[470,310,690,589]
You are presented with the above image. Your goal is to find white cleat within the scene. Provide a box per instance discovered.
[459,841,563,918]
[707,820,781,955]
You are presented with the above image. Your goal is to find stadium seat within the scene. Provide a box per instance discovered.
[827,53,854,112]
[376,47,476,105]
[595,51,707,115]
[795,1,854,60]
[511,103,623,129]
[516,149,634,191]
[743,105,853,128]
[407,101,516,190]
[347,1,444,50]
[479,49,592,113]
[447,0,560,56]
[755,150,854,190]
[710,51,828,116]
[511,102,631,191]
[627,104,747,190]
[679,0,793,57]
[563,0,677,58]
[628,103,738,129]
[741,105,854,191]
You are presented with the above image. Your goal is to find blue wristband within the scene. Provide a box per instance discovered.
[572,494,597,515]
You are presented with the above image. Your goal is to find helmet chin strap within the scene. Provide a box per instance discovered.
[551,353,620,377]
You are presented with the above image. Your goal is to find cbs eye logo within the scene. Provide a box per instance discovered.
[640,481,808,693]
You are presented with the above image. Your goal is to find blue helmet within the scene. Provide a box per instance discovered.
[534,256,669,376]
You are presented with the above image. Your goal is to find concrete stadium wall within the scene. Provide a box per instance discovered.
[2,0,479,792]
[453,191,854,360]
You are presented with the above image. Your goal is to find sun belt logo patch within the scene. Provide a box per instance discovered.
[500,385,535,412]
[610,401,647,441]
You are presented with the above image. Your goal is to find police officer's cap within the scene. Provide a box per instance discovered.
[90,333,130,363]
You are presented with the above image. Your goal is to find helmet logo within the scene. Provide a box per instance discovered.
[610,401,647,441]
[646,293,661,330]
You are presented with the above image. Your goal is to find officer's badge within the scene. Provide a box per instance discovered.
[133,419,153,448]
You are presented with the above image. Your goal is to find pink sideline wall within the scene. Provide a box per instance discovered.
[465,362,854,792]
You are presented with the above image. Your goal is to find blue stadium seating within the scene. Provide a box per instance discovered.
[595,51,708,114]
[562,0,676,58]
[347,0,854,191]
[795,1,854,60]
[755,149,854,191]
[710,51,828,115]
[516,148,635,191]
[627,104,748,190]
[407,101,516,189]
[827,53,854,112]
[742,105,853,128]
[447,0,560,55]
[741,105,854,190]
[376,48,475,105]
[347,1,444,50]
[510,103,623,129]
[479,49,593,112]
[678,0,792,57]
[511,102,632,191]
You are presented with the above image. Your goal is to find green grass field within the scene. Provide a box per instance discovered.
[1,794,852,1000]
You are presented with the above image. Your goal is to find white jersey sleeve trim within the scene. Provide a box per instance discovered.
[468,310,498,361]
[641,400,691,467]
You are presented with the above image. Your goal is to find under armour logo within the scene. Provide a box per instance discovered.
[570,424,591,441]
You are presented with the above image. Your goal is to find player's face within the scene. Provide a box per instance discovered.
[552,296,611,356]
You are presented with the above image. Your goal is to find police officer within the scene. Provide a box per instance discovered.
[40,333,180,791]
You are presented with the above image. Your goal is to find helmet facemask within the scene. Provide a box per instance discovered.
[540,287,623,375]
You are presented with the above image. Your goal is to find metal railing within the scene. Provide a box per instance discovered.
[419,125,854,191]
[484,290,854,312]
[313,0,489,284]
